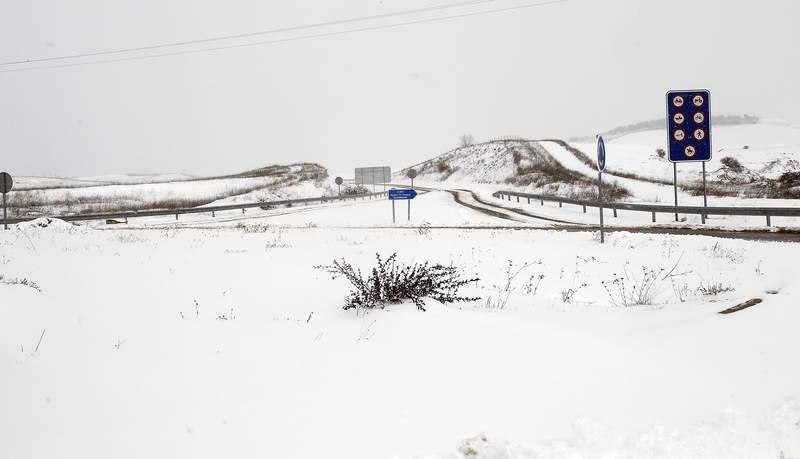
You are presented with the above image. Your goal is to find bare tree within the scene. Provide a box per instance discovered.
[459,134,475,148]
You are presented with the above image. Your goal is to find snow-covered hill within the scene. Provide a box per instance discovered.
[571,119,800,195]
[6,163,329,217]
[398,140,631,200]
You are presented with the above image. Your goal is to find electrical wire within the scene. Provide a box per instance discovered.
[0,0,566,73]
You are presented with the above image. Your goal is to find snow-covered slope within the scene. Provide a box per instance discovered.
[398,140,631,200]
[572,119,800,184]
[6,163,329,217]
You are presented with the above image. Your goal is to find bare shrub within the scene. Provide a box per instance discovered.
[460,134,475,148]
[317,253,480,312]
[697,281,734,296]
[720,156,744,173]
[602,265,664,307]
[0,275,41,292]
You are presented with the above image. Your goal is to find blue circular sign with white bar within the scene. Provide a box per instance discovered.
[597,135,606,172]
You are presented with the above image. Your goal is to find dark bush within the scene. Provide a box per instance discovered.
[317,253,479,312]
[656,148,666,159]
[720,156,744,172]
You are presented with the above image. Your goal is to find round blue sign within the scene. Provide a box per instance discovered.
[597,135,606,172]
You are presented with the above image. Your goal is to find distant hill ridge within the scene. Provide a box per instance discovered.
[570,115,759,142]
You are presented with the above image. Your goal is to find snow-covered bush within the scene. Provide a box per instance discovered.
[317,253,479,312]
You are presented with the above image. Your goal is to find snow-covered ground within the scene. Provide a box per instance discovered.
[5,164,329,217]
[572,119,800,183]
[2,190,799,458]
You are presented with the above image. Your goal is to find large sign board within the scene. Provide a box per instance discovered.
[354,166,391,186]
[667,89,711,162]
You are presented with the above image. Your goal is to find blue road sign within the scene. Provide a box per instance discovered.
[597,135,606,172]
[667,89,711,162]
[388,189,417,200]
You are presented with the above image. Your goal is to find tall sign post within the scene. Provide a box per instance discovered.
[1,172,13,230]
[406,168,418,189]
[388,188,417,223]
[596,136,606,244]
[667,90,712,223]
[335,176,343,195]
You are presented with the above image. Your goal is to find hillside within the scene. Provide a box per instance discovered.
[570,119,800,198]
[6,163,329,217]
[398,140,631,200]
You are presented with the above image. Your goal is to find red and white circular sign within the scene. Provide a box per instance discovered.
[685,145,696,157]
[673,95,685,108]
[693,112,705,123]
[673,129,686,141]
[694,129,706,141]
[673,113,685,124]
[693,95,705,107]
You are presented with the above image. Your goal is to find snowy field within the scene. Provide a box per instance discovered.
[572,119,800,184]
[2,190,799,459]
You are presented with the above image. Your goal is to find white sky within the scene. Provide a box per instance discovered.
[1,0,798,177]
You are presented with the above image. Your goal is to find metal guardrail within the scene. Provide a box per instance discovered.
[493,190,800,227]
[3,190,390,225]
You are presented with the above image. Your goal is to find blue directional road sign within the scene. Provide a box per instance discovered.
[667,89,711,162]
[388,189,417,200]
[597,135,606,172]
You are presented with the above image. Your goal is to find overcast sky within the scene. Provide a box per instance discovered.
[1,0,798,177]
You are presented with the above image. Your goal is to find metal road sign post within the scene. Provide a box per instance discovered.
[667,89,712,223]
[335,176,343,195]
[406,168,418,188]
[1,172,13,230]
[596,136,606,244]
[388,188,417,223]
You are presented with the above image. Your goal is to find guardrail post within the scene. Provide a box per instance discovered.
[613,209,617,218]
[766,215,771,227]
[701,214,706,224]
[242,209,245,214]
[125,217,128,224]
[516,196,520,203]
[582,205,586,213]
[175,213,178,220]
[652,212,656,223]
[558,201,562,208]
[527,197,530,204]
[212,210,216,217]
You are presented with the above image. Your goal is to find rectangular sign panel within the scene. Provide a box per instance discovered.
[666,89,711,162]
[388,189,417,200]
[354,166,391,185]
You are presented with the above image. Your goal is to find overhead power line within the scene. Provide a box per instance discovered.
[2,0,505,67]
[0,0,566,73]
